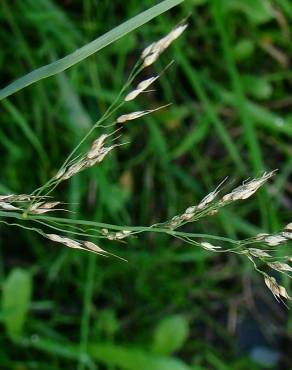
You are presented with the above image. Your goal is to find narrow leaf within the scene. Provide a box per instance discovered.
[0,0,183,100]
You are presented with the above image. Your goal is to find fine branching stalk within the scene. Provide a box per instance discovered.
[0,21,291,303]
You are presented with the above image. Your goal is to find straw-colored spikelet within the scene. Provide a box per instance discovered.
[268,262,292,273]
[265,235,288,246]
[264,275,290,301]
[46,234,108,255]
[86,134,109,159]
[247,248,271,258]
[55,135,118,181]
[0,202,20,211]
[201,242,221,251]
[116,104,169,124]
[221,171,276,202]
[125,76,158,101]
[29,201,61,214]
[141,22,188,67]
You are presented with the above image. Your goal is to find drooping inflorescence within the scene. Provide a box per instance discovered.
[0,20,290,304]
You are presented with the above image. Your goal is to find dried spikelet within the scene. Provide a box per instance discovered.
[86,134,109,159]
[117,111,149,123]
[41,202,60,209]
[46,234,82,250]
[141,22,188,67]
[255,233,269,241]
[116,105,169,124]
[86,145,117,166]
[125,76,158,102]
[62,160,87,180]
[83,241,108,255]
[0,202,20,211]
[263,234,287,246]
[284,222,292,231]
[55,167,66,180]
[264,275,291,300]
[29,201,61,214]
[248,248,271,258]
[0,195,14,201]
[0,194,34,203]
[268,262,292,273]
[282,231,292,239]
[201,242,221,251]
[197,191,218,210]
[221,171,276,203]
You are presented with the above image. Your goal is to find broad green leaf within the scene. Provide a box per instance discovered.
[2,268,32,340]
[0,0,183,100]
[152,315,189,355]
[89,344,191,370]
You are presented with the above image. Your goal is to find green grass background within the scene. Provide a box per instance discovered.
[0,0,291,369]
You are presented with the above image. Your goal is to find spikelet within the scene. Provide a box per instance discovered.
[141,22,188,67]
[101,229,132,240]
[46,233,108,256]
[125,76,158,102]
[0,202,20,211]
[221,171,276,203]
[29,201,61,214]
[264,275,291,301]
[261,234,287,247]
[268,262,292,273]
[116,104,169,124]
[247,248,271,258]
[83,241,108,255]
[86,134,109,159]
[201,242,221,251]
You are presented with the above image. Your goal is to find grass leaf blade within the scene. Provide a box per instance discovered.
[0,0,183,100]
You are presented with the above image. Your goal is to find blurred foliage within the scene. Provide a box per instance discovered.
[0,0,291,369]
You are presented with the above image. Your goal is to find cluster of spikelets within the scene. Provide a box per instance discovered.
[0,195,60,214]
[55,133,120,181]
[161,171,277,229]
[0,21,291,303]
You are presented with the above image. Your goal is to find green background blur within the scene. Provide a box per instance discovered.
[0,0,291,369]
